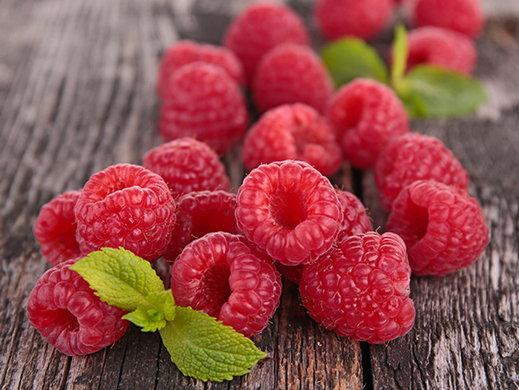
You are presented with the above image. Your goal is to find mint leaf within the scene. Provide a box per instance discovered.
[398,65,487,118]
[321,37,388,87]
[123,291,176,332]
[160,306,267,382]
[71,247,165,311]
[390,24,408,89]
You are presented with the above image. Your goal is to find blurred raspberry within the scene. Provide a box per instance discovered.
[223,1,310,85]
[170,232,282,337]
[386,180,489,276]
[143,137,231,198]
[33,190,82,266]
[335,189,373,242]
[314,0,394,41]
[75,164,176,261]
[326,78,410,169]
[375,133,470,211]
[164,190,242,263]
[242,103,342,177]
[158,62,249,156]
[27,258,129,356]
[252,44,334,114]
[300,231,415,343]
[236,160,343,266]
[412,0,485,39]
[157,40,244,99]
[396,26,477,75]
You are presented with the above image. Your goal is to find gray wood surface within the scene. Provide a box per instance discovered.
[1,0,518,389]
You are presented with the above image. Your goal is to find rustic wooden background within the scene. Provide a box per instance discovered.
[1,0,519,389]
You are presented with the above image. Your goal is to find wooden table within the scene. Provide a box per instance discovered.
[1,0,519,389]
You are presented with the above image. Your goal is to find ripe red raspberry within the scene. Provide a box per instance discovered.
[236,160,343,266]
[299,232,415,344]
[164,190,242,263]
[412,0,484,39]
[75,164,176,261]
[326,78,410,169]
[241,103,342,177]
[313,0,394,41]
[335,189,373,242]
[170,232,282,337]
[223,1,310,85]
[158,62,249,156]
[252,44,335,114]
[33,190,82,266]
[386,180,489,276]
[27,258,129,356]
[375,133,470,211]
[397,27,477,75]
[143,137,231,198]
[157,40,244,99]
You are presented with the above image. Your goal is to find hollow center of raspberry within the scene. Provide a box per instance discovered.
[407,203,429,244]
[270,190,307,230]
[56,309,80,331]
[201,263,232,317]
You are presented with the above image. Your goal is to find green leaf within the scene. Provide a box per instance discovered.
[70,247,165,312]
[122,291,176,332]
[321,37,388,87]
[397,65,488,118]
[391,24,409,89]
[160,306,267,382]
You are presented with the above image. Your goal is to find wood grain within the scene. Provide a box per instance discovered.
[1,0,518,389]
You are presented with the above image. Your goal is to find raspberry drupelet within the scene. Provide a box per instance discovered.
[170,232,282,337]
[375,133,470,211]
[33,190,82,266]
[314,0,394,41]
[158,62,249,156]
[326,78,410,169]
[157,40,244,99]
[223,1,310,85]
[412,0,485,39]
[163,190,242,263]
[75,164,176,261]
[143,137,231,198]
[241,103,342,177]
[397,26,477,76]
[299,231,415,344]
[235,160,343,266]
[252,44,335,114]
[386,180,489,276]
[27,258,129,356]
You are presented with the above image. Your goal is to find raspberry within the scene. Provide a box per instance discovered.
[223,1,310,84]
[170,232,282,337]
[241,103,342,177]
[412,0,484,39]
[326,78,410,169]
[275,262,304,285]
[143,137,231,198]
[335,189,373,242]
[375,133,470,211]
[300,231,415,343]
[33,190,82,266]
[158,62,249,156]
[75,164,176,261]
[235,160,343,266]
[397,27,477,75]
[252,44,335,114]
[157,40,244,99]
[313,0,394,41]
[164,190,242,263]
[27,258,129,356]
[386,180,489,276]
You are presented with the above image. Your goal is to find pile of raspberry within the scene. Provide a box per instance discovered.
[29,0,489,360]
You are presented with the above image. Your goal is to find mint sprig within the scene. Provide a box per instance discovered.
[321,25,487,118]
[70,248,267,382]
